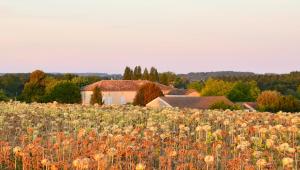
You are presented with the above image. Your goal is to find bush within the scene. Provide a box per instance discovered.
[227,81,260,102]
[90,87,103,105]
[209,101,241,110]
[257,91,281,112]
[134,82,163,106]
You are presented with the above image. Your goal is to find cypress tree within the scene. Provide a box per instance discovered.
[142,68,149,80]
[90,86,103,105]
[149,67,159,82]
[123,67,133,80]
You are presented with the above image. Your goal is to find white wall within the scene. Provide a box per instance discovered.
[81,91,137,105]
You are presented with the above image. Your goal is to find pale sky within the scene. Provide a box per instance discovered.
[0,0,299,74]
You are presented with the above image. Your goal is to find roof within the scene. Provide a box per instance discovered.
[236,102,257,111]
[159,96,234,109]
[167,89,199,95]
[81,80,174,92]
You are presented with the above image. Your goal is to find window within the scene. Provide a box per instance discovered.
[120,96,126,105]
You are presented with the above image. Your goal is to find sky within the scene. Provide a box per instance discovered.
[0,0,299,74]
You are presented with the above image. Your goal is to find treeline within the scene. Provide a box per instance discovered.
[0,70,101,103]
[122,66,189,89]
[217,72,300,97]
[199,78,300,112]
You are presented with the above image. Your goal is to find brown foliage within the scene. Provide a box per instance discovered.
[133,82,163,106]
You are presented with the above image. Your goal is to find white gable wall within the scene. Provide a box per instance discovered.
[81,91,137,105]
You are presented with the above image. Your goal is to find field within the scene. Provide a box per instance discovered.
[0,102,299,170]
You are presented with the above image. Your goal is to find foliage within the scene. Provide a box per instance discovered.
[159,72,177,86]
[90,87,103,105]
[0,103,299,169]
[187,81,204,93]
[123,66,133,80]
[0,74,28,97]
[133,82,163,106]
[133,66,142,80]
[0,89,8,101]
[20,70,47,103]
[43,81,81,104]
[201,78,235,96]
[257,91,282,112]
[279,95,300,113]
[149,67,159,82]
[227,81,260,102]
[142,68,149,80]
[209,101,240,110]
[218,71,300,98]
[173,77,189,89]
[297,85,300,99]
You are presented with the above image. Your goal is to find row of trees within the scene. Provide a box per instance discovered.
[122,66,189,88]
[257,91,300,112]
[217,71,300,98]
[200,78,260,102]
[123,66,159,82]
[18,70,101,103]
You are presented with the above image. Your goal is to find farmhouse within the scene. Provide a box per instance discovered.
[81,80,173,105]
[146,96,233,110]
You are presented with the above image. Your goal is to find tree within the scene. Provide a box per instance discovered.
[123,67,133,80]
[20,70,47,102]
[133,66,142,80]
[0,89,8,101]
[279,95,300,112]
[227,81,260,102]
[133,82,164,106]
[142,68,149,80]
[201,78,235,96]
[44,81,81,104]
[174,77,189,89]
[297,85,300,99]
[90,86,103,105]
[159,73,169,85]
[187,81,204,93]
[257,91,281,112]
[149,67,159,82]
[159,72,177,86]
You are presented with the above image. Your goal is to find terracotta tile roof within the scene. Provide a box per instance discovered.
[81,80,174,92]
[167,89,199,95]
[159,96,234,109]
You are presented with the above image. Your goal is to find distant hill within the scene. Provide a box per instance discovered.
[179,71,256,81]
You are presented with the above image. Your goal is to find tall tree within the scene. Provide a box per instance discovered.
[187,81,204,93]
[133,66,142,80]
[90,86,103,105]
[142,68,149,80]
[20,70,47,102]
[123,67,133,80]
[149,67,159,82]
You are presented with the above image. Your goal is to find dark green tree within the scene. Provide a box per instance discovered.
[133,82,164,106]
[149,67,159,82]
[279,95,300,112]
[227,81,260,102]
[174,77,189,89]
[133,66,142,80]
[0,89,8,101]
[123,67,133,80]
[90,86,103,105]
[44,81,81,104]
[142,68,149,80]
[159,73,169,85]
